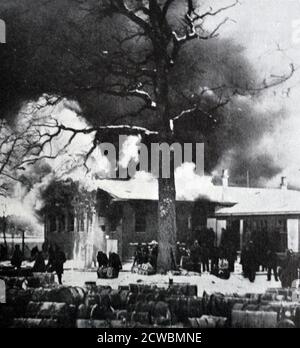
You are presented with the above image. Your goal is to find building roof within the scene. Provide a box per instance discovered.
[216,186,300,216]
[96,178,300,216]
[96,177,233,205]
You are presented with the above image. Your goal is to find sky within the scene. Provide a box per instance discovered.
[203,0,300,187]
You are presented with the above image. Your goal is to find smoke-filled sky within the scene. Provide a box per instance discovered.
[2,0,300,195]
[207,0,300,187]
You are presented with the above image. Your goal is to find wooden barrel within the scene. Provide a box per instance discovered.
[77,304,89,319]
[187,285,198,297]
[244,304,260,311]
[25,301,76,328]
[294,307,300,328]
[194,316,217,328]
[98,286,112,298]
[115,310,128,320]
[129,284,139,293]
[11,318,60,328]
[0,268,33,278]
[131,311,150,325]
[189,315,228,328]
[31,288,51,302]
[231,310,277,328]
[187,297,202,318]
[4,277,27,290]
[119,289,130,307]
[76,319,110,328]
[31,287,86,305]
[277,319,296,328]
[110,320,127,328]
[0,305,15,328]
[26,277,41,288]
[32,273,55,286]
[6,288,33,316]
[109,289,122,310]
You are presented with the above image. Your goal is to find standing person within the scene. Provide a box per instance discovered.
[31,246,46,273]
[108,252,122,278]
[133,243,143,267]
[242,241,257,283]
[201,243,210,273]
[210,246,219,273]
[266,246,279,281]
[190,240,201,274]
[47,245,56,272]
[142,244,149,264]
[149,242,158,273]
[54,246,66,285]
[227,242,237,273]
[11,245,23,270]
[176,242,181,266]
[97,251,108,268]
[279,250,299,288]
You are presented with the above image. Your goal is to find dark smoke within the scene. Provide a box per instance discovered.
[0,0,288,187]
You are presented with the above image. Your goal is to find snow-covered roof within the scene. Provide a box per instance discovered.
[96,177,232,204]
[216,186,300,216]
[96,178,300,216]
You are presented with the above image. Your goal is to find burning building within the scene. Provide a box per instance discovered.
[44,170,300,268]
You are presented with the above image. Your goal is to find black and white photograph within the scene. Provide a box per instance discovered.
[1,0,300,335]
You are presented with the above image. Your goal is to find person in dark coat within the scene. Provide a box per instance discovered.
[176,242,181,266]
[190,240,201,274]
[241,241,257,282]
[266,247,278,281]
[108,252,122,277]
[226,242,237,273]
[46,245,56,272]
[210,246,219,273]
[11,245,23,269]
[149,243,158,272]
[142,244,150,263]
[97,251,108,268]
[31,246,46,273]
[201,243,210,273]
[279,250,299,288]
[54,246,66,285]
[133,243,143,266]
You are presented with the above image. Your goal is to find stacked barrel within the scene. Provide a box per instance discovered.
[1,269,300,328]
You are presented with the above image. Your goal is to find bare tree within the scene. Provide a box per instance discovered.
[0,0,294,271]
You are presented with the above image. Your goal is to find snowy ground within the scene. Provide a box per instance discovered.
[1,260,281,295]
[62,261,281,296]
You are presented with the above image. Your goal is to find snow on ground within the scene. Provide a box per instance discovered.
[0,260,281,295]
[62,262,281,296]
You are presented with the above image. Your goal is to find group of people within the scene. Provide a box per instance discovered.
[186,239,237,275]
[133,242,159,272]
[96,250,122,278]
[10,243,66,285]
[241,240,300,286]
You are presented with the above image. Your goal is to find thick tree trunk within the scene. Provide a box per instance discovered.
[157,152,177,273]
[148,7,178,272]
